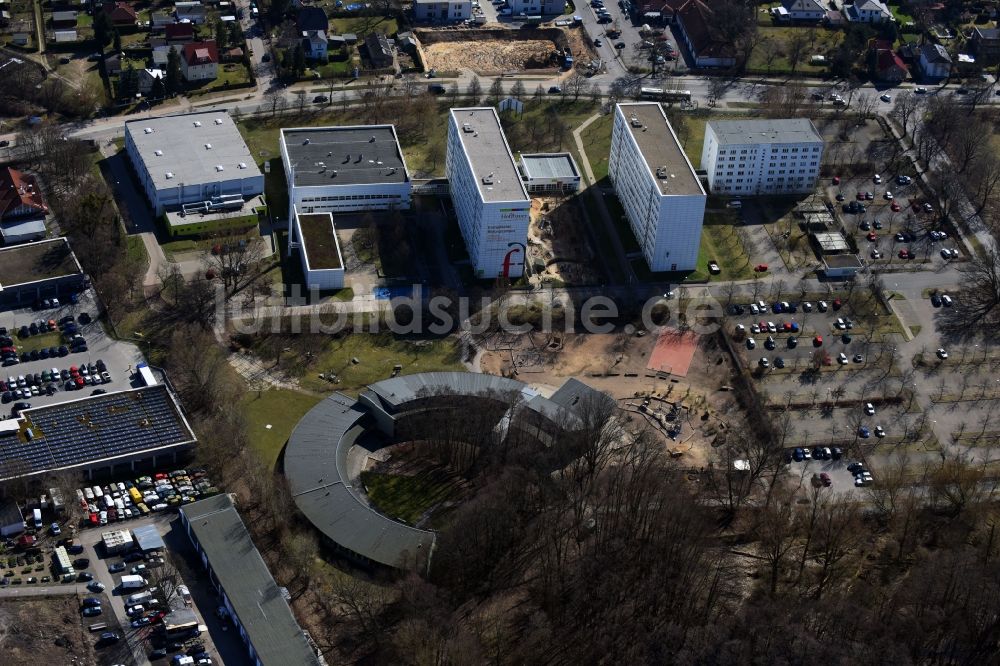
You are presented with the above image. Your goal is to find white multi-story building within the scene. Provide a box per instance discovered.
[413,0,472,22]
[280,125,412,223]
[446,108,532,279]
[701,118,824,196]
[510,0,563,13]
[608,103,706,273]
[124,111,264,215]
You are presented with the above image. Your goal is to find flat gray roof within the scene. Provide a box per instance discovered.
[450,108,529,203]
[813,231,851,253]
[282,126,408,187]
[616,104,703,196]
[132,524,165,551]
[125,111,261,191]
[708,118,823,146]
[520,153,580,180]
[182,495,320,666]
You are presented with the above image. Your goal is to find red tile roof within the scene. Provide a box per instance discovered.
[0,167,48,220]
[164,23,194,41]
[182,40,219,66]
[677,0,736,60]
[101,1,137,23]
[876,49,907,74]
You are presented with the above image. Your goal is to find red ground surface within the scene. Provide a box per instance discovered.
[647,328,699,377]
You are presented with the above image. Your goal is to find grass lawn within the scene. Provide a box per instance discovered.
[749,26,844,75]
[579,113,612,181]
[241,388,323,468]
[329,16,399,37]
[889,4,914,24]
[187,64,251,97]
[699,212,753,281]
[15,330,64,353]
[359,469,459,525]
[312,58,354,78]
[298,332,464,394]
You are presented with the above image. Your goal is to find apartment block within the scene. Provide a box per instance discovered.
[701,118,824,196]
[608,103,706,273]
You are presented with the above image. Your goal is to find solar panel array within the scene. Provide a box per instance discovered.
[0,386,193,478]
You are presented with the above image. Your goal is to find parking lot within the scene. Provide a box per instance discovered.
[730,293,902,377]
[0,287,147,414]
[826,173,963,268]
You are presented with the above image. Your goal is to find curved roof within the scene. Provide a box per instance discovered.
[285,373,611,569]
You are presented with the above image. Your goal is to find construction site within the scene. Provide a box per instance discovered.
[415,26,595,75]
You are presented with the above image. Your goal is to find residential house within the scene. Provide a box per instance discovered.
[175,1,207,24]
[104,51,122,75]
[919,42,952,80]
[779,0,824,21]
[165,22,195,42]
[0,167,48,244]
[101,1,138,27]
[11,32,29,46]
[151,37,176,66]
[53,29,78,42]
[971,27,1000,65]
[50,10,78,28]
[413,0,472,22]
[181,40,218,80]
[845,0,892,23]
[151,10,174,27]
[869,39,908,83]
[296,5,328,33]
[364,32,393,69]
[138,68,165,94]
[674,0,737,68]
[301,29,328,60]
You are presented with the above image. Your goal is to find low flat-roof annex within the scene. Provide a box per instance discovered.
[0,238,81,289]
[520,153,581,180]
[296,212,343,270]
[282,126,408,187]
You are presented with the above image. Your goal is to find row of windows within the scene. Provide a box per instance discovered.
[718,145,821,156]
[301,194,399,203]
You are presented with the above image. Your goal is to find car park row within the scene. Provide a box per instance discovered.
[76,469,218,528]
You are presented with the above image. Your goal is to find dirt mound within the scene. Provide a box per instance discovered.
[422,39,558,75]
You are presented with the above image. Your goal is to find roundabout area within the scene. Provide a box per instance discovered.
[284,372,611,570]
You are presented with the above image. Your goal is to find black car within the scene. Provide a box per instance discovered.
[38,348,49,359]
[11,402,30,416]
[729,304,745,315]
[48,347,58,357]
[18,326,28,338]
[28,350,39,361]
[1,391,11,403]
[931,294,942,307]
[150,649,168,660]
[74,558,90,568]
[77,572,94,581]
[92,388,107,395]
[67,544,84,554]
[787,337,798,349]
[97,631,120,646]
[78,312,91,325]
[19,353,29,363]
[96,359,107,372]
[58,346,69,357]
[82,597,102,608]
[124,551,144,563]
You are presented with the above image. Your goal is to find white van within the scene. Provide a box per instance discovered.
[92,486,103,498]
[32,508,42,529]
[114,498,125,512]
[126,591,153,605]
[120,575,146,590]
[103,495,114,509]
[726,200,742,209]
[84,487,94,501]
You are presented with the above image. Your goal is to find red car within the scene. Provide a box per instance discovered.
[899,248,913,259]
[833,298,842,310]
[783,323,792,332]
[832,176,841,185]
[866,232,877,241]
[856,192,866,201]
[154,473,168,480]
[890,201,901,212]
[74,376,85,388]
[813,335,823,346]
[89,512,98,526]
[820,472,832,487]
[754,264,769,272]
[69,366,79,377]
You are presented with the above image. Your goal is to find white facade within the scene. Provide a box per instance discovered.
[413,0,472,21]
[845,0,891,23]
[780,0,824,20]
[446,108,531,279]
[292,209,345,290]
[510,0,563,13]
[280,125,412,223]
[608,104,706,273]
[124,112,264,215]
[701,118,824,196]
[919,44,952,79]
[181,46,217,81]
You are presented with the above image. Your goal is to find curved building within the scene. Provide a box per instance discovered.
[284,373,610,570]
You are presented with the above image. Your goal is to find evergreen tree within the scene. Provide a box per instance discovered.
[165,47,182,95]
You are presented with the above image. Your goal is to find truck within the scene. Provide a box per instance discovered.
[120,575,146,590]
[178,584,192,606]
[126,590,153,605]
